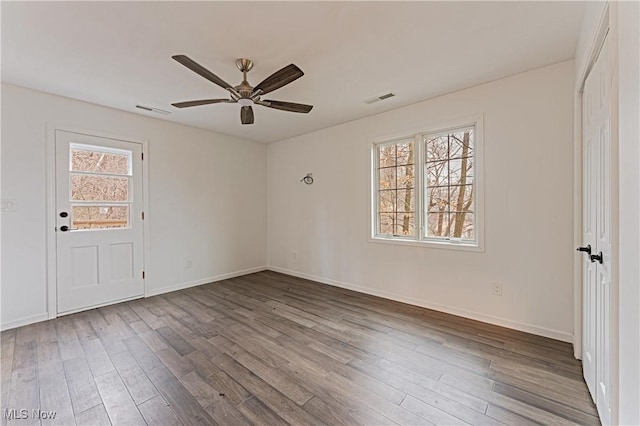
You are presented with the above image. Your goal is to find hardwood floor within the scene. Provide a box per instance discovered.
[1,271,599,425]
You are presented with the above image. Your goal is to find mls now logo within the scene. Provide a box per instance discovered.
[3,409,57,420]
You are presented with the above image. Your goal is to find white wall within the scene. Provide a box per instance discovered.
[267,61,575,341]
[1,83,267,330]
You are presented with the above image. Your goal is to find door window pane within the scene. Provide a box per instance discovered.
[72,206,128,229]
[71,174,129,202]
[71,147,131,175]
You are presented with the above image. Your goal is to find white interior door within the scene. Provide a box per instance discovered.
[581,33,611,425]
[581,86,597,398]
[55,130,145,314]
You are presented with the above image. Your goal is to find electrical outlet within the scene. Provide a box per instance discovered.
[185,260,192,269]
[491,282,503,296]
[1,199,16,212]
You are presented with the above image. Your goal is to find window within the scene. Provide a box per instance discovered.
[372,117,482,249]
[69,143,133,230]
[377,139,416,237]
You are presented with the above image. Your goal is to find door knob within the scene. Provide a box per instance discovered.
[590,252,603,264]
[60,211,68,218]
[577,245,591,255]
[60,225,69,232]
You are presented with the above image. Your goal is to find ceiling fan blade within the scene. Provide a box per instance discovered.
[172,55,233,90]
[254,64,304,95]
[260,100,313,113]
[241,106,254,125]
[172,99,231,108]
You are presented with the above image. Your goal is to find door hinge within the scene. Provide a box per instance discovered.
[141,211,145,220]
[141,152,144,160]
[142,271,145,279]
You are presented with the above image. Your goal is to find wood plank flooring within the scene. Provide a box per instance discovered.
[1,271,599,425]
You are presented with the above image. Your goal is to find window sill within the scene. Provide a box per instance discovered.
[369,236,484,252]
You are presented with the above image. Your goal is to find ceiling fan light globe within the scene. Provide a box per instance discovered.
[238,98,254,106]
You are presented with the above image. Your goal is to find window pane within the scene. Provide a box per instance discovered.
[395,213,415,236]
[396,189,415,213]
[379,213,395,235]
[71,148,130,175]
[449,185,474,213]
[427,212,452,238]
[425,135,449,162]
[449,129,473,159]
[448,157,474,185]
[426,160,448,187]
[379,190,396,213]
[450,211,474,239]
[379,167,396,190]
[396,142,414,166]
[378,145,396,167]
[397,164,414,188]
[71,174,129,202]
[465,156,474,180]
[72,206,128,229]
[427,186,450,213]
[448,158,462,184]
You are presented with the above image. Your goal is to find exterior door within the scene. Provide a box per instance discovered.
[581,33,611,425]
[55,130,145,314]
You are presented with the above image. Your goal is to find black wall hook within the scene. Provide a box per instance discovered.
[301,173,313,185]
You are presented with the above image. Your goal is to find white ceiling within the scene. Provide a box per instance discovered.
[1,1,585,143]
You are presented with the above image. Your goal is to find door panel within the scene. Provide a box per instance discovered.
[595,53,611,424]
[581,33,611,425]
[56,130,144,314]
[582,61,597,401]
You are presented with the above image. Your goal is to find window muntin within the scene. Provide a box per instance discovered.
[373,122,480,248]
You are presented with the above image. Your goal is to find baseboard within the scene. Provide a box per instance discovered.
[267,266,574,343]
[1,266,573,343]
[1,313,50,331]
[145,266,268,297]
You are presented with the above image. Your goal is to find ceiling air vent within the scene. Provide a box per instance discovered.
[136,105,171,115]
[364,92,395,104]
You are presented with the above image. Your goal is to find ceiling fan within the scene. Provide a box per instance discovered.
[171,55,313,125]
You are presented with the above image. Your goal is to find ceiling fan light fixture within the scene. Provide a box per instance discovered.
[237,98,254,106]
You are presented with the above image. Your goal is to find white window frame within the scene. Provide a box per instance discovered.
[370,114,484,252]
